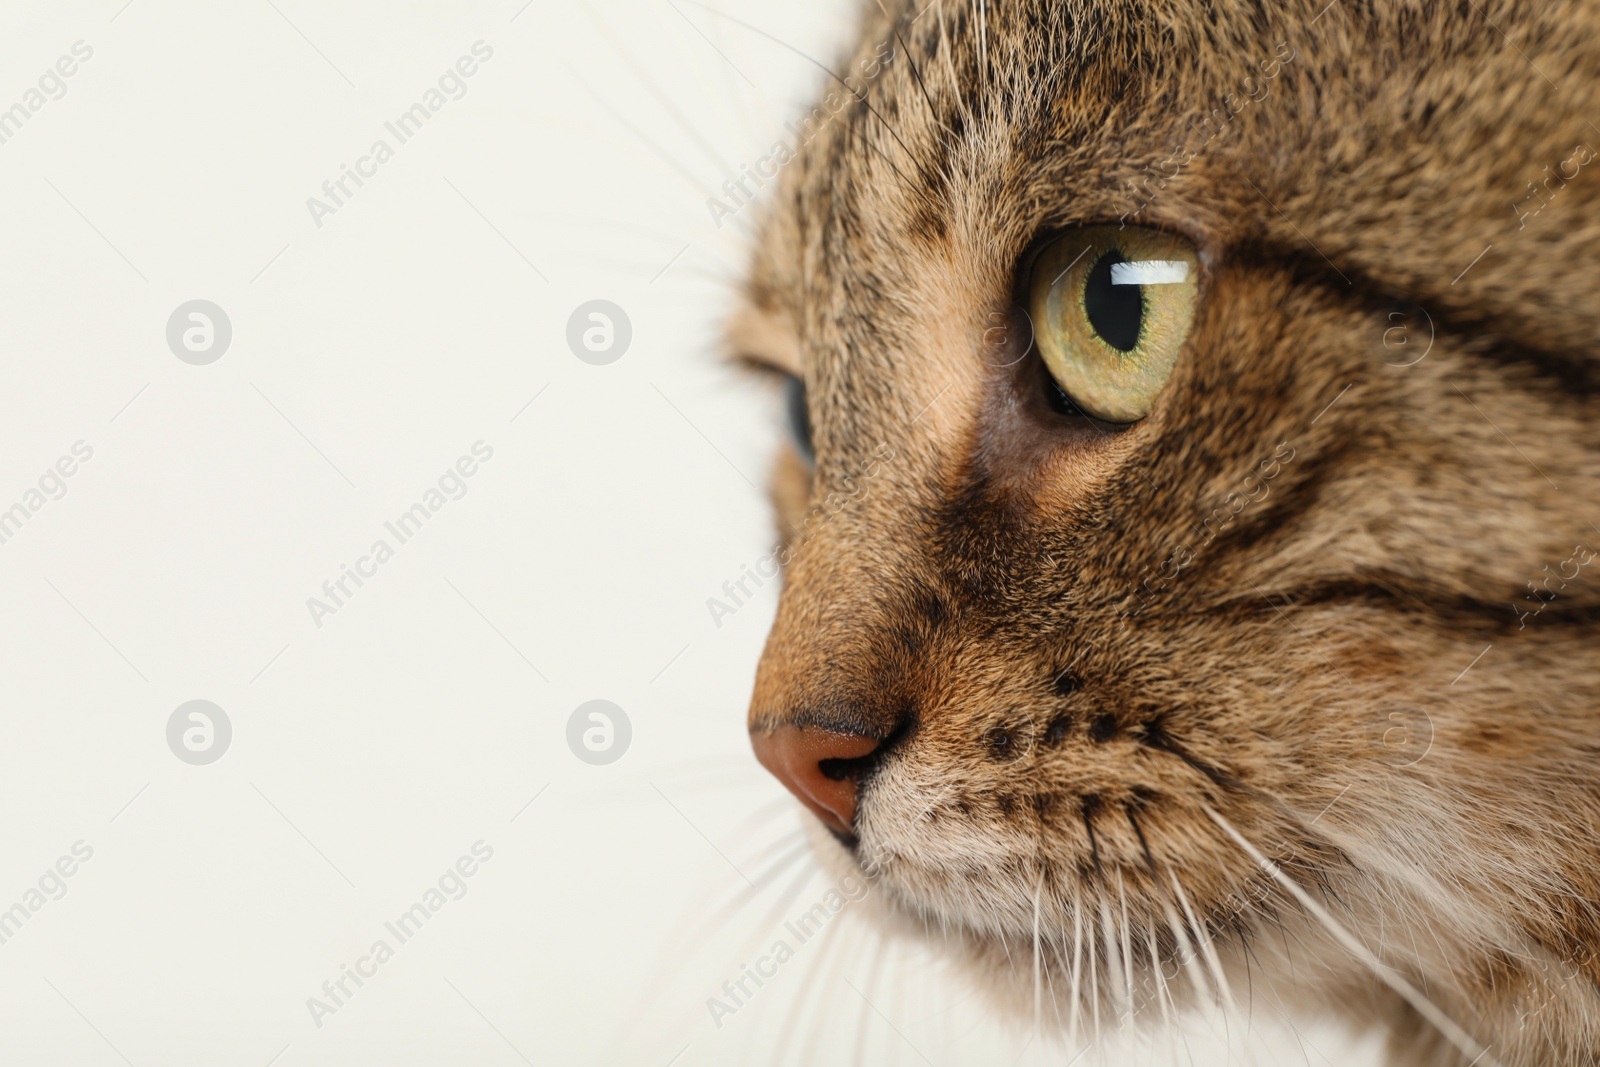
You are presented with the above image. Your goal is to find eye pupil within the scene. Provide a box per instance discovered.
[1025,224,1196,423]
[1083,250,1143,352]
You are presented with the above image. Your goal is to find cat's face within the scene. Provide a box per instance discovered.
[733,0,1600,1058]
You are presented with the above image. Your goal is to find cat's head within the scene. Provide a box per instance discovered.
[732,0,1600,1053]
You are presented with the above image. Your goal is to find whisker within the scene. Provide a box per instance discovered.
[784,903,860,1065]
[719,793,798,839]
[1032,868,1044,1046]
[705,5,771,149]
[1099,896,1125,1023]
[1118,871,1135,1023]
[871,0,958,144]
[727,861,819,994]
[581,2,736,176]
[1146,912,1174,1032]
[569,67,720,200]
[851,928,890,1066]
[1068,888,1084,1050]
[682,0,938,209]
[977,0,988,105]
[1088,891,1101,1051]
[1170,870,1233,1008]
[934,0,973,135]
[1203,805,1500,1067]
[1041,921,1068,1040]
[746,835,816,894]
[661,828,811,976]
[1160,892,1211,1004]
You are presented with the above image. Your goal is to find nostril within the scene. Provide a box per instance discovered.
[750,724,883,837]
[818,750,881,781]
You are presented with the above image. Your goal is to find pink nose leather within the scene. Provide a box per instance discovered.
[751,724,882,835]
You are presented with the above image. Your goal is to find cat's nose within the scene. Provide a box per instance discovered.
[751,724,882,836]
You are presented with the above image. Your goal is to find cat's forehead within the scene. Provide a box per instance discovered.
[743,0,1600,396]
[742,2,1239,393]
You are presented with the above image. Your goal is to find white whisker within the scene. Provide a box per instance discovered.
[1203,805,1500,1067]
[1118,872,1135,1021]
[851,930,889,1067]
[1146,913,1174,1031]
[1100,896,1125,1023]
[1088,893,1101,1050]
[1170,870,1233,1008]
[1162,893,1211,1003]
[1068,890,1084,1049]
[1032,869,1044,1046]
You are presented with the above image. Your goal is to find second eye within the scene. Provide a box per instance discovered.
[784,374,814,467]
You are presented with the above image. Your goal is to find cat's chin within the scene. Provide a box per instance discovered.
[798,809,1378,1046]
[796,813,1094,1032]
[796,810,1164,1034]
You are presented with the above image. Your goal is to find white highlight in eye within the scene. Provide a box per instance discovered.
[1111,260,1190,285]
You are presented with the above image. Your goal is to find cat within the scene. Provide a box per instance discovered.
[726,1,1600,1064]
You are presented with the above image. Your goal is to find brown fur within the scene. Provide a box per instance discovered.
[731,1,1600,1063]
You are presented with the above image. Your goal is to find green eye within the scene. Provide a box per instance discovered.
[1026,226,1199,423]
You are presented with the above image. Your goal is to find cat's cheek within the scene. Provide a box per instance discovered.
[1258,57,1281,79]
[1275,40,1297,63]
[1273,442,1296,463]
